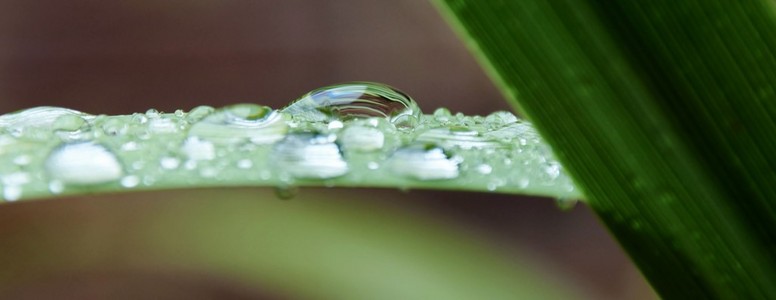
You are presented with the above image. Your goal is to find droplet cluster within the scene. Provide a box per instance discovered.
[0,82,579,205]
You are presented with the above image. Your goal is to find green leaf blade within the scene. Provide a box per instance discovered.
[435,0,776,298]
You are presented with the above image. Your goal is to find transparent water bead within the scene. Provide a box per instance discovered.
[416,126,501,150]
[45,142,123,185]
[282,82,422,125]
[271,133,348,179]
[0,107,92,141]
[388,143,460,180]
[189,104,287,144]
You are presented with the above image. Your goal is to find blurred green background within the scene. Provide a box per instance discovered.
[0,1,655,299]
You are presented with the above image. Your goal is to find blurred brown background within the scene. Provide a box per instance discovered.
[0,1,655,299]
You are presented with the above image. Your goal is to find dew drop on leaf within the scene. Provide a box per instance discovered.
[388,143,460,180]
[282,82,422,126]
[274,185,299,200]
[189,104,287,145]
[271,133,348,179]
[45,142,123,185]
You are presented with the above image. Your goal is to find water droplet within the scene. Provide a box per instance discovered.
[45,142,123,185]
[274,185,299,200]
[2,172,31,201]
[189,104,287,145]
[100,118,128,136]
[120,175,140,188]
[12,155,31,166]
[3,186,21,201]
[181,137,215,161]
[387,143,460,180]
[48,180,64,194]
[544,162,561,180]
[271,134,348,179]
[484,111,518,127]
[340,125,385,152]
[237,159,253,169]
[416,127,500,150]
[433,107,452,123]
[148,118,178,133]
[186,105,215,122]
[0,107,91,141]
[517,178,530,189]
[132,113,149,124]
[121,141,139,151]
[282,82,422,125]
[476,164,493,174]
[327,120,344,129]
[367,161,380,170]
[555,197,578,211]
[160,156,181,169]
[145,108,161,118]
[52,114,87,132]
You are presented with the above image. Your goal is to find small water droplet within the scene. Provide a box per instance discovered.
[52,114,87,132]
[120,175,140,188]
[132,113,149,124]
[145,108,161,118]
[189,104,287,145]
[2,172,31,201]
[416,127,500,150]
[433,107,452,122]
[48,180,64,194]
[544,162,561,180]
[237,159,253,169]
[181,137,216,161]
[148,118,178,133]
[274,185,299,200]
[327,120,344,129]
[367,161,380,170]
[555,197,578,211]
[45,142,123,185]
[3,186,22,201]
[282,82,422,125]
[160,156,181,169]
[518,178,530,189]
[12,155,31,166]
[271,133,348,179]
[476,164,493,174]
[121,141,139,151]
[100,118,128,136]
[484,111,518,127]
[387,143,459,180]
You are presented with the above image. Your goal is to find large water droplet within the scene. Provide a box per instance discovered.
[387,143,460,180]
[282,82,422,125]
[0,107,92,141]
[45,142,123,185]
[189,104,287,144]
[271,134,348,179]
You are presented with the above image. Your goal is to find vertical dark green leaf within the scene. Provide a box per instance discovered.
[435,0,776,298]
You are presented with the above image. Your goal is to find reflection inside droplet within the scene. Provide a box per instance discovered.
[271,133,348,179]
[282,82,422,125]
[387,143,460,180]
[189,104,287,145]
